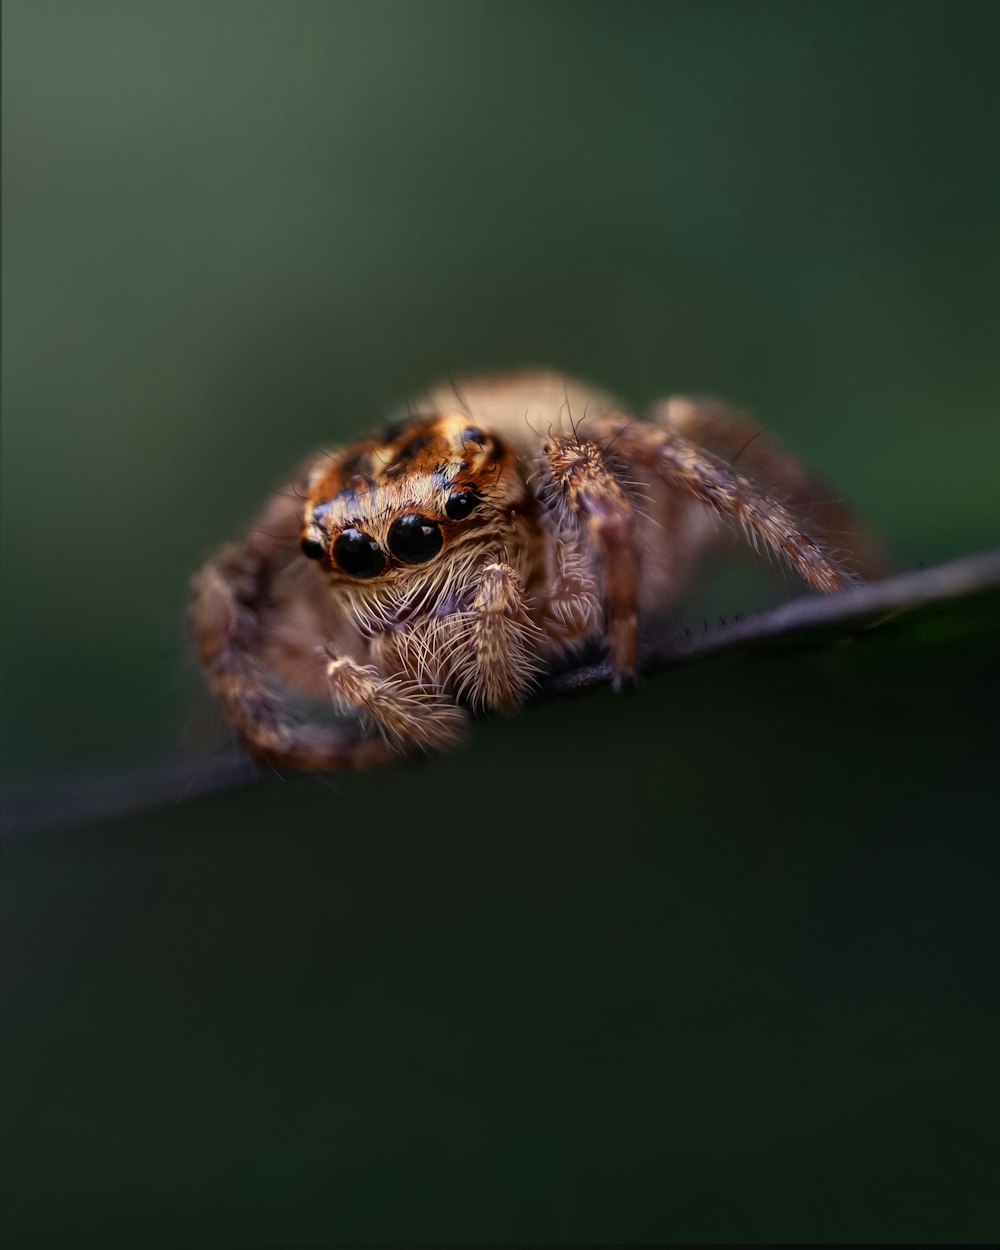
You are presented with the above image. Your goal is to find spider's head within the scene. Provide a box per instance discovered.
[299,413,525,584]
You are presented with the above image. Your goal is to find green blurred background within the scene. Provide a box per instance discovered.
[3,0,999,1242]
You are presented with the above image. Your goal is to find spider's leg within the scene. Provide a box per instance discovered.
[603,420,855,594]
[648,397,886,579]
[453,561,540,712]
[325,654,468,752]
[191,543,395,770]
[542,435,639,682]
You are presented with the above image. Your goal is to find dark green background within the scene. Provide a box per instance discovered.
[3,1,999,1242]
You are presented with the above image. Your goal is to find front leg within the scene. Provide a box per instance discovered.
[192,543,399,770]
[542,435,638,682]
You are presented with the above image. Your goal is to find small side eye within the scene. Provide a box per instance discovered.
[445,489,479,520]
[301,537,326,560]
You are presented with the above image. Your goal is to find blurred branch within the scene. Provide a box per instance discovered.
[4,549,999,842]
[544,546,1000,697]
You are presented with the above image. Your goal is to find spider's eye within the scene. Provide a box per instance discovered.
[445,489,479,520]
[388,513,443,563]
[333,527,385,578]
[300,537,326,561]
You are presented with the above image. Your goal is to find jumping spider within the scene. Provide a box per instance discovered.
[191,370,880,769]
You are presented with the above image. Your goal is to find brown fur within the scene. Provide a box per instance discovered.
[190,371,882,768]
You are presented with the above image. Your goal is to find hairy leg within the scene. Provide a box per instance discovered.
[601,419,855,594]
[191,543,395,770]
[649,397,885,578]
[542,435,639,681]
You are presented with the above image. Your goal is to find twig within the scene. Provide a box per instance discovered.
[543,547,1000,696]
[4,549,999,842]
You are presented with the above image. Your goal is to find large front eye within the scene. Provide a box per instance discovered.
[333,527,385,578]
[388,513,443,563]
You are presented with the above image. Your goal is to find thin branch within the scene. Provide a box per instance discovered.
[4,549,999,842]
[543,547,1000,697]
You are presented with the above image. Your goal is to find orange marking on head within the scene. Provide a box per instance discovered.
[299,415,524,581]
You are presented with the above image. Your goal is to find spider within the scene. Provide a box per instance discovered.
[191,370,881,769]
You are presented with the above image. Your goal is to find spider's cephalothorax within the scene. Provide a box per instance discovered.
[191,371,882,769]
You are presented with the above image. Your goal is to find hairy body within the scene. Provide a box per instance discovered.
[191,371,881,769]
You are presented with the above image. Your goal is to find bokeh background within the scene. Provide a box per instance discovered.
[3,1,999,1242]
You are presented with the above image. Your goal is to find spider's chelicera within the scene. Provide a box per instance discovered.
[192,370,881,769]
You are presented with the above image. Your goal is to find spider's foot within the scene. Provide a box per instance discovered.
[611,668,639,695]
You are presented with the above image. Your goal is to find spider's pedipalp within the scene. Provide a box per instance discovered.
[456,560,541,711]
[325,654,467,751]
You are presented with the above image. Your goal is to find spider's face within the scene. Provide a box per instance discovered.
[300,413,525,583]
